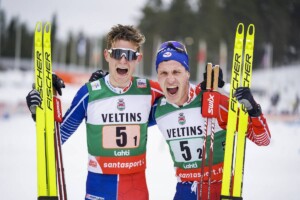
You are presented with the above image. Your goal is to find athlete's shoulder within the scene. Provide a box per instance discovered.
[77,84,89,96]
[86,79,103,92]
[148,79,163,103]
[148,79,162,92]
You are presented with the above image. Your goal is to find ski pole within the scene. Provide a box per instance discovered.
[54,91,67,200]
[207,65,220,200]
[199,63,213,199]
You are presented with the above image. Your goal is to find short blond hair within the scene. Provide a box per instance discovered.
[106,24,145,51]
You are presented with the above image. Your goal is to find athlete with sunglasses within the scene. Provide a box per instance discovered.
[26,24,164,200]
[148,41,271,200]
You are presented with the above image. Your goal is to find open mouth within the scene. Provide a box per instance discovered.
[117,68,128,75]
[167,86,178,95]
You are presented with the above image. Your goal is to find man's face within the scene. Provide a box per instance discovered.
[157,60,190,106]
[104,40,142,88]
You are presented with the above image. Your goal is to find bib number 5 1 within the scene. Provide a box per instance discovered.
[103,125,140,149]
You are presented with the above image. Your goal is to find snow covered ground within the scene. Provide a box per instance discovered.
[1,65,300,199]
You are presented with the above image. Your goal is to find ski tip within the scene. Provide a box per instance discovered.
[44,23,52,34]
[247,24,255,36]
[237,23,244,35]
[35,22,43,32]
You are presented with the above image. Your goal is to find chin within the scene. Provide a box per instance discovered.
[117,73,129,80]
[166,95,178,104]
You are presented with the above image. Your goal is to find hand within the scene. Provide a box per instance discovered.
[52,73,65,96]
[26,89,42,121]
[200,64,225,90]
[89,70,109,82]
[234,87,261,117]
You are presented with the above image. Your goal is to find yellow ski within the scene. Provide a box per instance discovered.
[220,23,255,200]
[43,22,57,197]
[34,21,58,199]
[221,23,245,198]
[233,24,255,197]
[35,21,48,198]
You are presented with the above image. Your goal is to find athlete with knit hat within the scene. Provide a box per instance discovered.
[149,41,271,200]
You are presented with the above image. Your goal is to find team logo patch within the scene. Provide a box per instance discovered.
[178,113,186,125]
[117,98,125,111]
[163,52,172,57]
[91,80,101,91]
[88,160,97,168]
[137,78,147,88]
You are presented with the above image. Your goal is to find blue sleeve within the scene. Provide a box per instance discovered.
[60,84,89,144]
[148,99,158,127]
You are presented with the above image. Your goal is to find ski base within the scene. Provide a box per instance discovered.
[38,196,59,200]
[220,195,243,200]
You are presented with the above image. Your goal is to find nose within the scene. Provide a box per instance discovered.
[167,74,176,83]
[119,55,128,63]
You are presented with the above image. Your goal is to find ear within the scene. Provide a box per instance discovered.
[137,53,143,62]
[104,49,110,62]
[186,71,190,79]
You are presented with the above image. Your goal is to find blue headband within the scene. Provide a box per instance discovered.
[155,48,189,72]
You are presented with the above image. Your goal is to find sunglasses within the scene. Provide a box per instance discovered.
[108,48,140,61]
[157,41,188,55]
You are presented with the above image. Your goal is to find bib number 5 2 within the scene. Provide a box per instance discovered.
[180,141,203,161]
[170,139,203,162]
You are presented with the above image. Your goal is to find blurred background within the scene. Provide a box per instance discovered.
[0,0,300,199]
[1,0,300,79]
